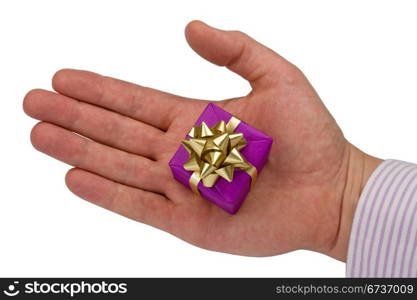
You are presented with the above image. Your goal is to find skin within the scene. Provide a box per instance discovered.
[23,21,382,262]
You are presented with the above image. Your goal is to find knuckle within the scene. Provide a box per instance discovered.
[281,64,304,85]
[231,30,246,38]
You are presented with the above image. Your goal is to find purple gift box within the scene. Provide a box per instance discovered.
[168,103,273,214]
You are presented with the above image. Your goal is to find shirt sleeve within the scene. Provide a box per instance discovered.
[346,159,417,277]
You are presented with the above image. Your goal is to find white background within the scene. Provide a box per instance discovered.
[1,0,416,277]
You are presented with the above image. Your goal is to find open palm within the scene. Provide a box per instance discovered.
[24,21,360,260]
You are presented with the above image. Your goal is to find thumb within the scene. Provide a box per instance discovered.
[185,20,291,89]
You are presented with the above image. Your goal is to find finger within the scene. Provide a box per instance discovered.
[52,69,196,130]
[24,89,164,160]
[31,122,169,194]
[185,20,292,89]
[65,168,173,231]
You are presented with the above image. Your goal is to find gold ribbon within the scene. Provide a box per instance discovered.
[181,117,257,196]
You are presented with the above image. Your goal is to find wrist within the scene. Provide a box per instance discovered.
[325,143,383,261]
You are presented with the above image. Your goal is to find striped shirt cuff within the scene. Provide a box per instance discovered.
[346,159,417,277]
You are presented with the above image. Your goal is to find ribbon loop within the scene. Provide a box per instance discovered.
[182,117,257,195]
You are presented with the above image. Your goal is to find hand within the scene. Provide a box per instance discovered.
[23,21,382,260]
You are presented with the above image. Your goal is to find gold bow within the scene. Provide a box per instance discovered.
[181,117,257,195]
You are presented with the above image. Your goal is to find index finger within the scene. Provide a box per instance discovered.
[52,69,196,131]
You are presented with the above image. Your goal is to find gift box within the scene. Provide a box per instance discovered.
[168,103,273,214]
